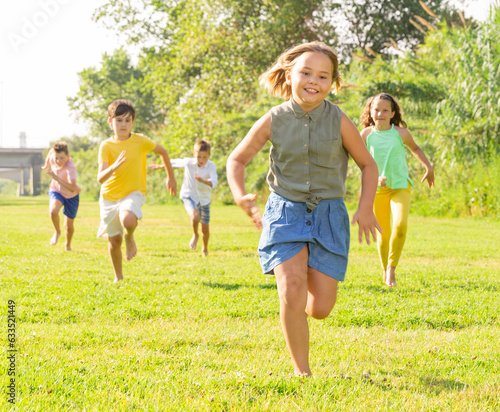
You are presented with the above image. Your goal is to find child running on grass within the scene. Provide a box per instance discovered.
[227,41,381,376]
[150,139,218,256]
[42,142,81,251]
[360,93,435,288]
[97,99,177,282]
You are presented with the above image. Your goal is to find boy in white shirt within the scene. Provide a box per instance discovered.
[151,140,218,256]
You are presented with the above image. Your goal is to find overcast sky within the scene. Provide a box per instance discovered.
[0,0,496,149]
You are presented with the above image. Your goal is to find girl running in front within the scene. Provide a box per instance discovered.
[227,41,381,377]
[360,93,435,288]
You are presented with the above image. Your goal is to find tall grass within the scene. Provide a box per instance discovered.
[1,197,499,411]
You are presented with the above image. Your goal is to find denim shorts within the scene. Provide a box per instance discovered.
[181,197,211,225]
[49,191,79,219]
[258,192,350,281]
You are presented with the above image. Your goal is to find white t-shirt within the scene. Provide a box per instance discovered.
[170,158,218,205]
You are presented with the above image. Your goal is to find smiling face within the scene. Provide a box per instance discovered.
[370,97,395,130]
[108,112,135,140]
[194,149,210,167]
[286,51,334,111]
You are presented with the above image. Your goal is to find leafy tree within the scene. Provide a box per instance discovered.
[68,48,163,139]
[331,0,464,60]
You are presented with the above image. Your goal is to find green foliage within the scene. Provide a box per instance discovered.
[68,48,163,139]
[0,178,17,195]
[433,9,500,163]
[62,2,500,217]
[331,0,461,60]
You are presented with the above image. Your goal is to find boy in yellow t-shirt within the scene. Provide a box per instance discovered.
[97,99,177,282]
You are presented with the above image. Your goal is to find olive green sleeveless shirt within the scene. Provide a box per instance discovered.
[266,99,348,209]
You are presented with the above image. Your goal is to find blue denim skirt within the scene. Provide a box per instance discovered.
[258,192,350,281]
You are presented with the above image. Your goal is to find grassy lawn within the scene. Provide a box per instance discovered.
[1,196,499,411]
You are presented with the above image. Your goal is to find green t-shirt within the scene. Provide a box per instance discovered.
[366,125,414,190]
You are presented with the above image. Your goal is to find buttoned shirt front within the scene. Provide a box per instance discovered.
[170,158,218,205]
[266,99,348,209]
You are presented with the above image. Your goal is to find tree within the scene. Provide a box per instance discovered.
[68,48,163,140]
[331,0,464,60]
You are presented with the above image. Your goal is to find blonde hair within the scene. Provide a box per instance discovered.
[259,41,342,100]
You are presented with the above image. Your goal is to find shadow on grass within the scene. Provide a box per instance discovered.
[418,376,468,394]
[202,281,276,291]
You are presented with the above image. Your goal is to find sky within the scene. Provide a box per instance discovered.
[0,0,497,149]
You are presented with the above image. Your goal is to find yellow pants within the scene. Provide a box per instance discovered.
[373,186,411,270]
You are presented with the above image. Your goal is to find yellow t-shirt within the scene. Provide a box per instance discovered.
[98,133,156,201]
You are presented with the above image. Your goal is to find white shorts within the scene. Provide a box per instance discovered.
[97,191,145,238]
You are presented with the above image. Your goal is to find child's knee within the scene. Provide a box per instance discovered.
[393,223,407,238]
[120,213,137,230]
[278,275,307,304]
[201,224,209,235]
[190,210,201,223]
[109,236,122,249]
[308,304,334,320]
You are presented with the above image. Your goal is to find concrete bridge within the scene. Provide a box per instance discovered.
[0,148,45,196]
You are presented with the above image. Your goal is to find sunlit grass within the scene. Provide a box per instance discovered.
[1,196,499,411]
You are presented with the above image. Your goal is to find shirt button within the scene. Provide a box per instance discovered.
[306,208,312,213]
[304,144,307,147]
[306,221,312,226]
[305,162,308,165]
[306,181,309,185]
[305,124,308,127]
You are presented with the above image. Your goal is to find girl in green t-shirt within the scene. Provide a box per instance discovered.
[360,93,435,288]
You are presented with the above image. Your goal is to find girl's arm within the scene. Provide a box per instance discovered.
[153,144,177,196]
[359,127,371,144]
[226,113,271,229]
[97,150,127,184]
[398,127,435,188]
[341,113,382,244]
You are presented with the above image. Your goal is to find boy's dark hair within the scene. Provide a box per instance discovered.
[53,142,69,155]
[108,99,136,120]
[194,139,211,153]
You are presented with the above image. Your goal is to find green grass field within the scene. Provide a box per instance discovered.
[1,196,499,411]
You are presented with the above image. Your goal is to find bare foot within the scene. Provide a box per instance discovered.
[50,231,61,245]
[386,266,397,287]
[201,249,208,257]
[113,276,123,283]
[65,244,72,251]
[189,234,199,250]
[125,234,137,261]
[382,269,387,284]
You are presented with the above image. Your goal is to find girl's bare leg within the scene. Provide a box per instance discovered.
[306,268,338,320]
[274,247,311,376]
[386,265,397,287]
